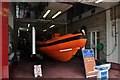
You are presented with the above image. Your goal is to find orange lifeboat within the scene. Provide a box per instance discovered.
[37,33,87,62]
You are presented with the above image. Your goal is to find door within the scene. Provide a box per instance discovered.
[90,31,100,60]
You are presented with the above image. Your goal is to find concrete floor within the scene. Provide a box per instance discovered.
[9,55,120,79]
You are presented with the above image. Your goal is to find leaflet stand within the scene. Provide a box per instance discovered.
[82,49,98,78]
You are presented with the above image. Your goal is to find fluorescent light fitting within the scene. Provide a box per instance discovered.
[18,30,20,34]
[19,28,26,31]
[49,25,55,28]
[18,30,20,36]
[32,27,36,54]
[95,0,103,3]
[28,24,30,27]
[52,11,62,19]
[27,29,29,31]
[43,29,47,32]
[43,10,51,18]
[77,0,83,2]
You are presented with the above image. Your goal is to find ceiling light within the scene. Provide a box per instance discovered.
[27,29,29,31]
[28,24,30,27]
[95,0,103,3]
[18,30,20,37]
[19,28,26,31]
[43,10,51,18]
[49,25,55,28]
[18,30,20,33]
[52,11,62,19]
[43,29,47,32]
[77,0,83,2]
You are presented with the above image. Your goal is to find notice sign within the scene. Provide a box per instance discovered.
[34,65,42,77]
[82,49,98,78]
[94,63,111,78]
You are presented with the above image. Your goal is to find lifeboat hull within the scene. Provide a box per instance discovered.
[37,33,87,62]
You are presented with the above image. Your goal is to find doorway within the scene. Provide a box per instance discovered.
[90,30,100,60]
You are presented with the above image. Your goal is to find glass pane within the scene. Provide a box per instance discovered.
[97,50,100,60]
[92,32,95,45]
[93,48,95,57]
[97,31,100,37]
[97,39,100,44]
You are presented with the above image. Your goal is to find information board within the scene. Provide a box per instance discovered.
[82,49,98,78]
[34,65,42,77]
